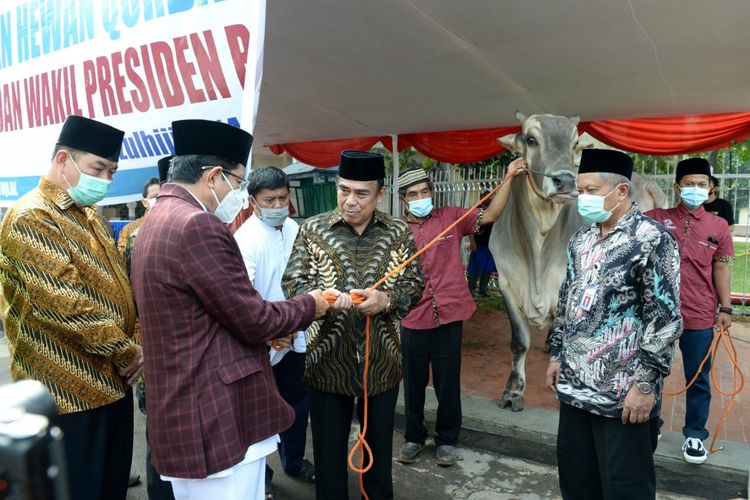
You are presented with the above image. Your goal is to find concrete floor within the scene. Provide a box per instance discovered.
[0,334,732,499]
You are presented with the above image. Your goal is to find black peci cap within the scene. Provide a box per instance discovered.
[56,115,124,162]
[172,120,253,166]
[157,156,173,183]
[338,150,386,181]
[675,158,711,182]
[578,149,633,180]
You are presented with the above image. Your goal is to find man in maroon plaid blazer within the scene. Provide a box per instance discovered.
[131,119,330,500]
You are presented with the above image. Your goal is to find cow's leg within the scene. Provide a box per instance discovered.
[497,290,530,412]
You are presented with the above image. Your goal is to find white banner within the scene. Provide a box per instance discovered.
[0,0,266,207]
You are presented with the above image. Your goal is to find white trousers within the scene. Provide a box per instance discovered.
[168,456,266,500]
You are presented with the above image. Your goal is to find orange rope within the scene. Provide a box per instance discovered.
[525,170,548,201]
[663,326,745,453]
[318,172,514,499]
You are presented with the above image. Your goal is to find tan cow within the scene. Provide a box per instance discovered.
[489,112,666,411]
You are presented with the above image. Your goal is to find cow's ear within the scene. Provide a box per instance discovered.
[515,111,528,125]
[499,133,521,153]
[570,114,581,127]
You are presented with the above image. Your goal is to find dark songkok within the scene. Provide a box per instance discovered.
[578,149,633,180]
[398,167,430,190]
[338,150,385,181]
[157,156,173,183]
[172,120,253,166]
[676,158,711,182]
[56,115,124,162]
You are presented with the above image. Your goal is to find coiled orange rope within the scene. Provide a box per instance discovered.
[319,174,512,499]
[663,326,745,452]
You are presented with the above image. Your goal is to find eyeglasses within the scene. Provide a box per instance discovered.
[202,166,248,191]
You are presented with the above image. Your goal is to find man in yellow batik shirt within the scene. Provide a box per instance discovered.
[0,115,143,500]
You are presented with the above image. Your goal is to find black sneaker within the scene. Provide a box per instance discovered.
[682,437,708,464]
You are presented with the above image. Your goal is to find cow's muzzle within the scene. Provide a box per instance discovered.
[550,172,576,192]
[547,171,578,202]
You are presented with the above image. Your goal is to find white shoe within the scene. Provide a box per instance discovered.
[682,437,708,464]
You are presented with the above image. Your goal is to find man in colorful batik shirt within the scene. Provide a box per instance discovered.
[283,150,424,500]
[547,149,682,500]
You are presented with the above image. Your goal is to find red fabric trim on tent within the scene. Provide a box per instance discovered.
[579,112,750,155]
[267,112,750,167]
[267,137,381,167]
[401,127,518,164]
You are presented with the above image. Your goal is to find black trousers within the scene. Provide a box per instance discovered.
[274,351,310,474]
[401,321,463,446]
[56,391,134,500]
[309,385,398,500]
[557,403,659,500]
[267,351,310,482]
[146,428,175,500]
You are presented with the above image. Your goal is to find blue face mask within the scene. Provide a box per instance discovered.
[679,186,709,208]
[408,197,433,218]
[258,205,289,227]
[251,196,289,227]
[576,185,622,224]
[63,155,111,206]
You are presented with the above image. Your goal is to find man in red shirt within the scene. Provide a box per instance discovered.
[396,159,525,466]
[646,157,734,465]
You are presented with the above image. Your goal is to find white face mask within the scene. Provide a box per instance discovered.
[145,197,157,210]
[211,173,247,223]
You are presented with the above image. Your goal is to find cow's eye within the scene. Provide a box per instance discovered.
[526,136,537,146]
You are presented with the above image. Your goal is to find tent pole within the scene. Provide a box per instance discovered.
[391,134,400,217]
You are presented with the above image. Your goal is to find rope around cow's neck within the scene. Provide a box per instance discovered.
[524,169,550,201]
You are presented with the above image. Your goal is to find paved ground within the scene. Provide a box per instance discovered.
[1,313,746,499]
[122,408,703,500]
[0,334,708,499]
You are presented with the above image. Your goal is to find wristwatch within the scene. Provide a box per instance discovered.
[636,381,654,395]
[718,305,733,314]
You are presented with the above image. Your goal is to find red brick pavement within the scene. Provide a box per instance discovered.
[459,298,749,444]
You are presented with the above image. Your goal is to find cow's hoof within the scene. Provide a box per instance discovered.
[509,398,525,412]
[497,395,525,412]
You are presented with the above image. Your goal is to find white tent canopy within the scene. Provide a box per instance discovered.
[255,0,750,145]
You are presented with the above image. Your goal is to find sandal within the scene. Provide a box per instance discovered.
[286,458,316,483]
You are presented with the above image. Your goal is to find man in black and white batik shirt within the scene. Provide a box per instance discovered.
[546,149,682,500]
